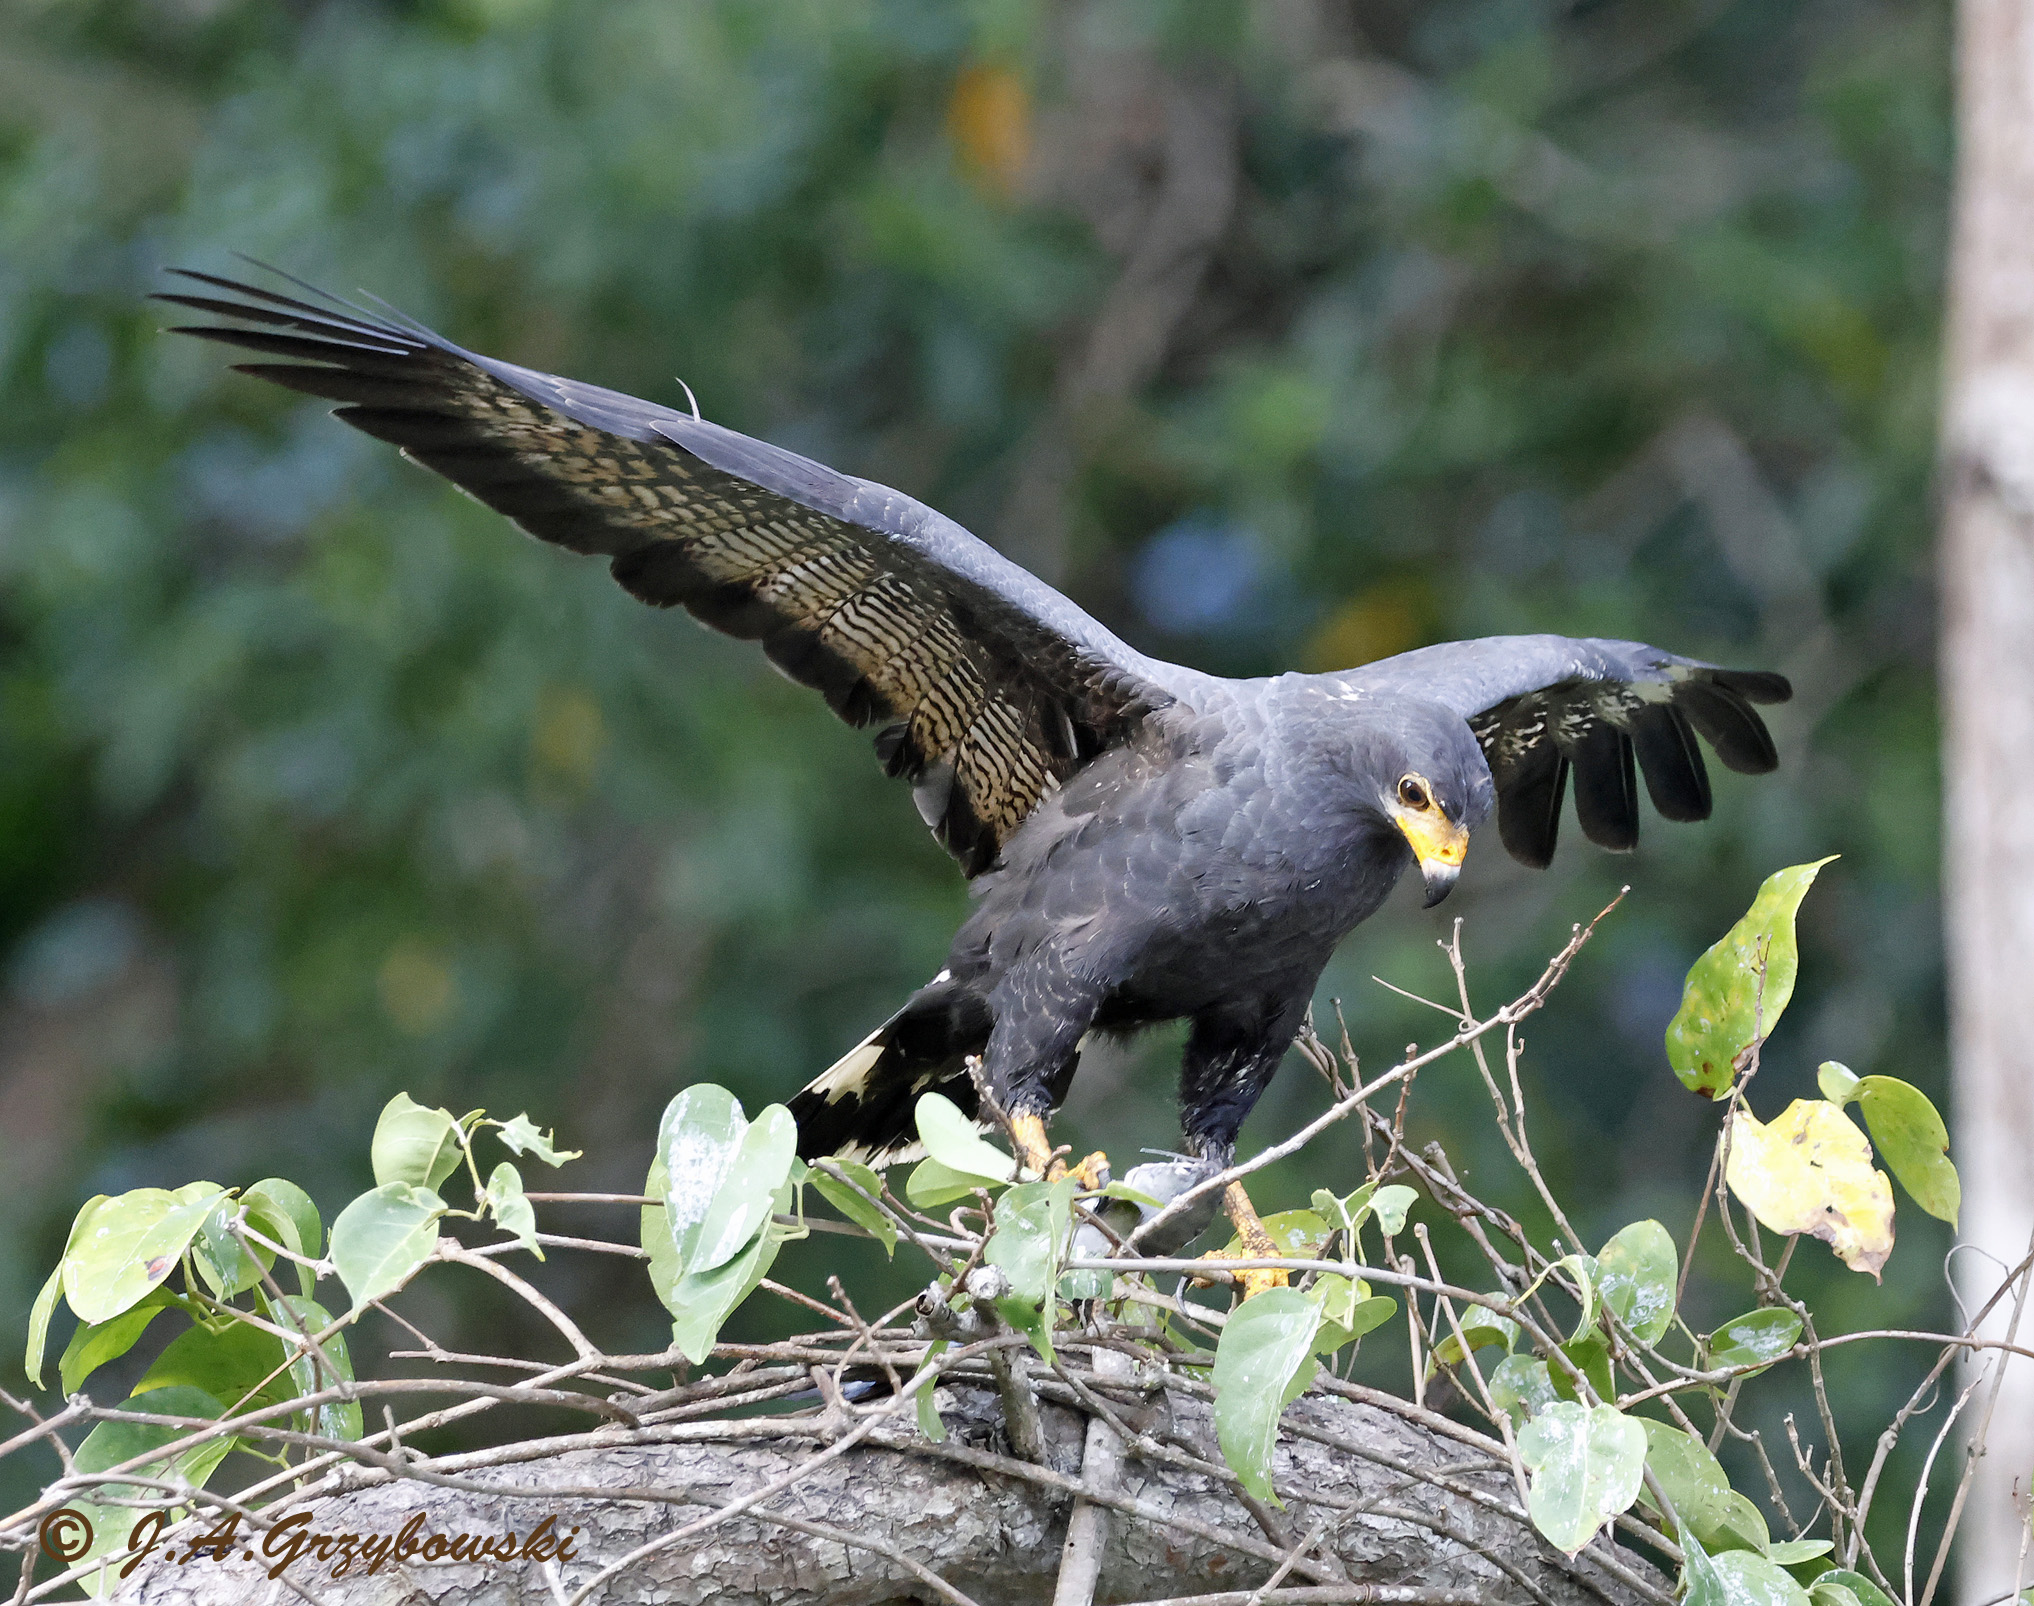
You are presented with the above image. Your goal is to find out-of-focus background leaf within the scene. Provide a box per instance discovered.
[0,0,1949,1566]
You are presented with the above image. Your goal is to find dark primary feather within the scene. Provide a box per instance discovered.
[1344,635,1790,868]
[156,268,1179,876]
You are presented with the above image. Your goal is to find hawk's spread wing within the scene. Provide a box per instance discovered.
[1344,635,1790,868]
[160,270,1179,875]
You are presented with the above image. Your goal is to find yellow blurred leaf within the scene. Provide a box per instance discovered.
[947,65,1030,197]
[531,685,606,786]
[378,940,457,1036]
[1724,1099,1894,1279]
[1303,580,1434,672]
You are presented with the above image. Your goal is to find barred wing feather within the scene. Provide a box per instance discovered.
[159,269,1176,876]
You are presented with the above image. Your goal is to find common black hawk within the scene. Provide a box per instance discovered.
[161,268,1790,1293]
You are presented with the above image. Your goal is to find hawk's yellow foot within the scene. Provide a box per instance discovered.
[1222,1178,1290,1299]
[1008,1113,1107,1188]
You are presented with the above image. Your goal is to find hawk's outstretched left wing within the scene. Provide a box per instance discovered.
[1343,635,1790,867]
[160,269,1183,876]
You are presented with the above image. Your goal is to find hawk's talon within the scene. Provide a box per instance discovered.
[1237,1265,1291,1298]
[1219,1178,1292,1300]
[1065,1151,1110,1191]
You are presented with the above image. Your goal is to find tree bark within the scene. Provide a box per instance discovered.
[112,1383,1664,1606]
[1940,2,2034,1599]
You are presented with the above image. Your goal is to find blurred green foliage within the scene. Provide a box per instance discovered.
[0,0,1950,1563]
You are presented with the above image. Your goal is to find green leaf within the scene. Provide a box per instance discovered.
[68,1383,241,1572]
[1707,1308,1804,1374]
[28,1196,110,1388]
[918,1339,949,1442]
[135,1317,288,1413]
[1712,1490,1774,1554]
[494,1113,582,1167]
[329,1182,445,1314]
[1314,1293,1396,1355]
[913,1093,1018,1184]
[986,1179,1075,1361]
[1640,1420,1740,1552]
[810,1160,897,1255]
[1432,1303,1519,1369]
[1767,1540,1833,1566]
[76,1383,236,1510]
[59,1293,175,1397]
[1855,1076,1960,1226]
[906,1157,1001,1207]
[63,1187,229,1325]
[1310,1184,1375,1243]
[1682,1532,1811,1606]
[243,1179,321,1299]
[1666,858,1837,1098]
[1221,1209,1330,1260]
[666,1186,793,1365]
[642,1154,680,1309]
[1598,1220,1677,1346]
[1371,1185,1418,1235]
[1816,1062,1861,1104]
[370,1093,466,1190]
[1524,1252,1600,1344]
[483,1162,541,1258]
[269,1294,363,1441]
[1815,1571,1896,1606]
[1809,1584,1861,1606]
[1489,1354,1557,1427]
[193,1197,269,1301]
[655,1084,751,1270]
[666,1103,796,1278]
[1212,1287,1321,1504]
[1553,1333,1615,1405]
[27,1264,65,1391]
[1517,1400,1648,1554]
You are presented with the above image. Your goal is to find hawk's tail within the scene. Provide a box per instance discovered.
[789,974,993,1166]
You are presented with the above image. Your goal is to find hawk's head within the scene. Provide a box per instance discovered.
[1364,702,1494,906]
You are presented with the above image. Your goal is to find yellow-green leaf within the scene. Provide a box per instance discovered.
[1518,1401,1648,1555]
[63,1187,229,1325]
[59,1292,175,1397]
[1220,1209,1329,1261]
[1598,1220,1677,1346]
[810,1160,897,1256]
[1706,1307,1804,1374]
[1855,1076,1959,1226]
[913,1094,1018,1184]
[1212,1287,1321,1504]
[371,1093,465,1190]
[1724,1099,1894,1279]
[1666,859,1837,1098]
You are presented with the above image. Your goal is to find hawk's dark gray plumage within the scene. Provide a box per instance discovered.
[162,268,1790,1213]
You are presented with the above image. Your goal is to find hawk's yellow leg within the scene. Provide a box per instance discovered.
[1221,1179,1290,1299]
[1007,1112,1107,1189]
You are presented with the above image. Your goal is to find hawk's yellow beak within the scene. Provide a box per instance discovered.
[1393,808,1469,907]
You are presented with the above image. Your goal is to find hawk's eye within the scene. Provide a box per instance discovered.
[1398,775,1432,810]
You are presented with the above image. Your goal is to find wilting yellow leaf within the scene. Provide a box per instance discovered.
[1724,1099,1894,1279]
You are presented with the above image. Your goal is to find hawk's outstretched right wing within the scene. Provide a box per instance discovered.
[160,269,1184,876]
